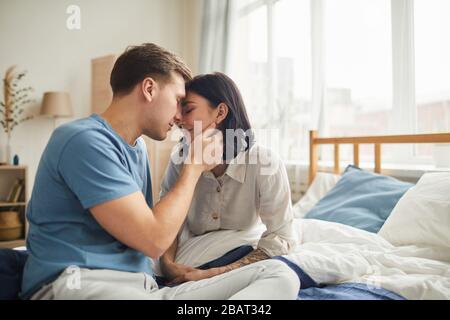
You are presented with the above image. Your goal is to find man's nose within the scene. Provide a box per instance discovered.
[174,106,182,126]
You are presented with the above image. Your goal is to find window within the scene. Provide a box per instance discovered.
[323,0,392,163]
[230,2,269,129]
[230,0,311,161]
[414,0,450,157]
[230,0,450,166]
[273,0,312,161]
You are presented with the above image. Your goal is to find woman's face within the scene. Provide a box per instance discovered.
[178,91,220,141]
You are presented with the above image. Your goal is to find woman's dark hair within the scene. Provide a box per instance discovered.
[185,72,255,162]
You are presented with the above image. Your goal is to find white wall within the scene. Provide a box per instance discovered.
[0,0,201,198]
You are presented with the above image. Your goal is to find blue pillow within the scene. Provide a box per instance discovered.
[0,249,28,300]
[304,165,413,233]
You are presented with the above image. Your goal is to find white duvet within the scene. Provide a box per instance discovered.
[283,172,450,300]
[160,172,450,300]
[161,218,450,300]
[287,218,450,300]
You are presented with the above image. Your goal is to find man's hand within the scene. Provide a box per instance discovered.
[185,125,223,172]
[160,260,196,281]
[168,267,222,285]
[166,249,270,285]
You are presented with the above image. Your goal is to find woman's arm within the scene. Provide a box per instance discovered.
[217,248,269,272]
[256,153,297,256]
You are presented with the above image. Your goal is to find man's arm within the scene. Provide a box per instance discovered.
[160,242,270,282]
[167,248,270,284]
[161,236,178,264]
[91,130,223,259]
[159,237,198,280]
[90,166,203,259]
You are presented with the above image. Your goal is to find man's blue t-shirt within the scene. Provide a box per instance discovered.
[21,114,153,299]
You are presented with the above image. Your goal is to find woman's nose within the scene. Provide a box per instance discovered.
[174,107,183,125]
[174,116,183,128]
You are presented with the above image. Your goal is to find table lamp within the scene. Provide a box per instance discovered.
[40,92,73,129]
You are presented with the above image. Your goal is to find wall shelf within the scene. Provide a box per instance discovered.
[0,202,27,207]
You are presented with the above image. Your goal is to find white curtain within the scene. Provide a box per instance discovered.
[198,0,238,73]
[310,0,326,136]
[391,0,416,161]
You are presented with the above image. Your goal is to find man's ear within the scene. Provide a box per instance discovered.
[142,77,157,102]
[215,103,229,125]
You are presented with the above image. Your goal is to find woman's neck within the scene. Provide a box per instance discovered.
[211,163,228,178]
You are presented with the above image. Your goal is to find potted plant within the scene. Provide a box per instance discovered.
[0,65,35,164]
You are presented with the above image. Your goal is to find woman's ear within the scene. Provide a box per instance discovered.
[215,103,229,125]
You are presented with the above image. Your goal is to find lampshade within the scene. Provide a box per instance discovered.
[40,92,73,118]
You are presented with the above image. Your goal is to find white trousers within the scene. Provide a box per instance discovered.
[31,259,300,300]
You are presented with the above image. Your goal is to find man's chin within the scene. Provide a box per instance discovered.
[144,131,166,141]
[154,133,167,141]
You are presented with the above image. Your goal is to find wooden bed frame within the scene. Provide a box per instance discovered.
[309,130,450,185]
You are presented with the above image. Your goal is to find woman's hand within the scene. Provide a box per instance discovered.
[168,267,223,285]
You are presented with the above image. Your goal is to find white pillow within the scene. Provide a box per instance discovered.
[378,172,450,249]
[293,172,341,218]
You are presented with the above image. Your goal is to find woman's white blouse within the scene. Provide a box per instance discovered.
[159,143,297,257]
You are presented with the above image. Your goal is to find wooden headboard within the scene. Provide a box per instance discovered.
[309,130,450,185]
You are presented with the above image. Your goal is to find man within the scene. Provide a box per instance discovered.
[21,43,299,300]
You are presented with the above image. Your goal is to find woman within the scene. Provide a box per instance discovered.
[159,72,296,284]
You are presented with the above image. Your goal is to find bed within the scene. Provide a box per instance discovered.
[1,131,450,300]
[153,130,450,300]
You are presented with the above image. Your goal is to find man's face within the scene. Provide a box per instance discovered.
[143,72,185,141]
